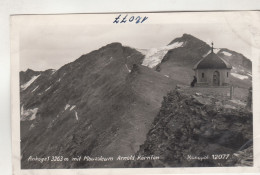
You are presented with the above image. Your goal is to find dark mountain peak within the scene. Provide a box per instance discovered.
[217,48,252,71]
[106,42,122,47]
[25,68,34,73]
[159,34,211,69]
[167,34,211,57]
[168,33,208,47]
[20,68,39,75]
[20,68,40,76]
[181,33,198,40]
[99,42,123,51]
[20,69,42,86]
[79,42,123,57]
[73,42,125,64]
[219,48,249,60]
[21,68,54,77]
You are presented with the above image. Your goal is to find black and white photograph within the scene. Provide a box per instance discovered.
[11,11,259,172]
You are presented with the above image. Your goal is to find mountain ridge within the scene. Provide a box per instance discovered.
[20,41,178,168]
[20,34,252,168]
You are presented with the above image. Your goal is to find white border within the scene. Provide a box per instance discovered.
[1,0,260,174]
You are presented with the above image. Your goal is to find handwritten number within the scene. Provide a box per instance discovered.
[129,16,134,22]
[141,16,148,23]
[113,15,121,23]
[135,16,141,24]
[120,15,128,23]
[113,15,148,24]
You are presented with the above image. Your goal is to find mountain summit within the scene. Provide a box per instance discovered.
[20,42,178,168]
[151,34,251,88]
[20,34,252,169]
[168,33,209,52]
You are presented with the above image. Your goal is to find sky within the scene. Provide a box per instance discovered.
[17,12,260,71]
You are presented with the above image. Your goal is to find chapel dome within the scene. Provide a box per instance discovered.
[194,51,232,69]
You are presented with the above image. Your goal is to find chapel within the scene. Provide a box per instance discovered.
[193,43,232,86]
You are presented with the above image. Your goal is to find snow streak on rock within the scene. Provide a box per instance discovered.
[51,69,56,75]
[231,73,249,80]
[65,104,70,110]
[202,50,211,57]
[141,42,184,68]
[45,86,52,92]
[32,86,39,92]
[74,111,79,121]
[29,124,35,130]
[29,108,38,120]
[222,51,232,56]
[21,74,41,90]
[70,105,76,111]
[21,106,38,121]
[125,64,131,73]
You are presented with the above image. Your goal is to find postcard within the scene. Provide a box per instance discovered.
[11,11,260,174]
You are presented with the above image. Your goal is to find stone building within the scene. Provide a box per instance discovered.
[193,43,232,86]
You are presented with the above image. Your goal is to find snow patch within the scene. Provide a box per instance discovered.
[142,42,184,68]
[45,86,52,92]
[231,73,249,80]
[21,106,38,121]
[203,50,211,57]
[214,48,220,53]
[51,70,56,75]
[70,105,76,111]
[164,75,169,78]
[29,124,35,130]
[74,111,79,121]
[65,104,70,110]
[30,108,38,120]
[222,51,232,56]
[21,74,41,90]
[230,99,246,106]
[57,78,61,82]
[125,64,131,73]
[32,86,39,92]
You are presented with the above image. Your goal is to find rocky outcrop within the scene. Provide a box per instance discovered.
[126,87,253,167]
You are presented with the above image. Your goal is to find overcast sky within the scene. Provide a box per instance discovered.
[17,12,259,71]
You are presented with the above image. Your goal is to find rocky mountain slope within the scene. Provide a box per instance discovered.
[20,43,178,168]
[140,34,252,88]
[155,34,211,84]
[217,48,252,88]
[20,33,253,169]
[126,86,253,167]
